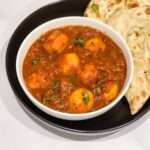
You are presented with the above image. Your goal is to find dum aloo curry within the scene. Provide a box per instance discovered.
[23,25,127,114]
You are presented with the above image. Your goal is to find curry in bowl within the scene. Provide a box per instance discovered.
[23,25,127,114]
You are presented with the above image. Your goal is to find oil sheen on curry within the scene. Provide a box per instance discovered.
[23,25,127,114]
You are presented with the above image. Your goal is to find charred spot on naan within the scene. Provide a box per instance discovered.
[138,77,144,83]
[126,2,140,8]
[145,7,150,15]
[142,91,147,98]
[116,0,122,3]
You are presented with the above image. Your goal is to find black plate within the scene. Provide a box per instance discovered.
[6,0,150,134]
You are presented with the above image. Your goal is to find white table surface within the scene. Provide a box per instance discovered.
[0,0,150,149]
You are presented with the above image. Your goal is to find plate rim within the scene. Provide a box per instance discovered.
[5,0,150,134]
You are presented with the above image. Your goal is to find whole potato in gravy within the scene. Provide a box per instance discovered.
[43,31,68,54]
[69,88,94,113]
[58,53,80,75]
[78,64,98,85]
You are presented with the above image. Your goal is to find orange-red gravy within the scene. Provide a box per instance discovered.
[23,25,127,113]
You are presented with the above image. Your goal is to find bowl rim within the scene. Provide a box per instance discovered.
[16,16,134,120]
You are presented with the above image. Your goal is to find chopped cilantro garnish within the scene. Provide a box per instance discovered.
[53,80,61,92]
[43,98,51,105]
[92,3,99,13]
[93,87,102,94]
[73,38,85,46]
[82,92,89,104]
[31,59,38,65]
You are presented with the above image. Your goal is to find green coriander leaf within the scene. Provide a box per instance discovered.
[93,87,102,94]
[43,98,51,105]
[82,92,89,104]
[73,38,85,46]
[31,59,38,65]
[92,3,99,13]
[53,80,61,92]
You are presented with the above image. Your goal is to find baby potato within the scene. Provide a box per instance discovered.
[43,31,68,54]
[69,88,94,113]
[103,82,119,101]
[27,73,46,90]
[59,53,80,75]
[84,38,106,52]
[78,64,98,85]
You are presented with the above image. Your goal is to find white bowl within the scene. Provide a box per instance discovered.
[16,17,133,120]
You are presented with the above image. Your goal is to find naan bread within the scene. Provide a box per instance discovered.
[125,59,150,114]
[84,2,150,114]
[107,6,150,114]
[84,0,150,23]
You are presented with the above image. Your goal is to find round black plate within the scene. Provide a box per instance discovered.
[6,0,150,134]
